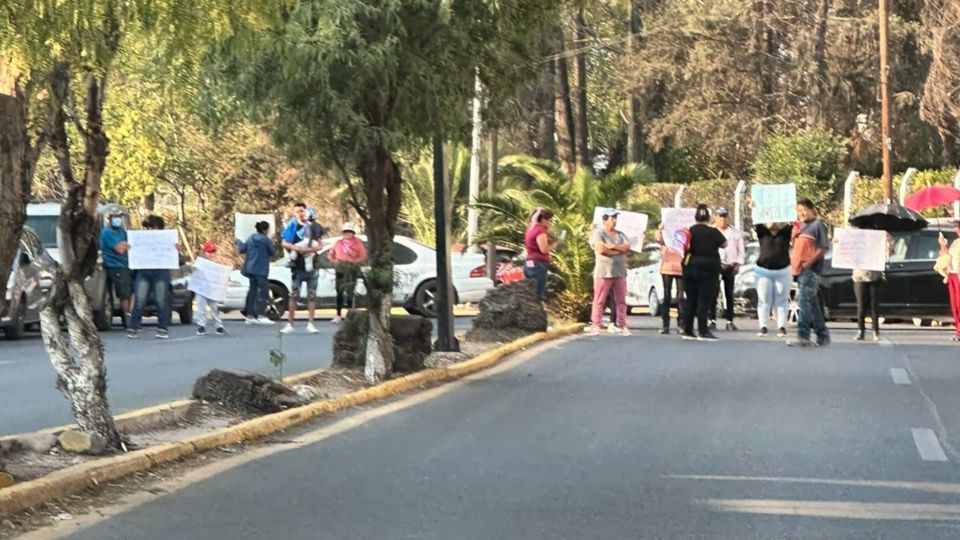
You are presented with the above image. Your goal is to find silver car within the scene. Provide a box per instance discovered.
[1,226,57,340]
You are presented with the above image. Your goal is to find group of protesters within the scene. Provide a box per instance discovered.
[522,199,834,347]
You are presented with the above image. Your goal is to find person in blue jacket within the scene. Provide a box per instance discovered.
[238,221,276,325]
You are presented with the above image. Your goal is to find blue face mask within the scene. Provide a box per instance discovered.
[110,217,123,228]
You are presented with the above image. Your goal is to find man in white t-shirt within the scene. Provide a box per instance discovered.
[710,207,745,331]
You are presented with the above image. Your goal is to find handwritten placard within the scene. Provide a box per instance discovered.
[188,258,232,302]
[751,183,797,223]
[128,230,179,270]
[832,228,887,272]
[661,208,696,252]
[590,208,649,253]
[234,213,276,241]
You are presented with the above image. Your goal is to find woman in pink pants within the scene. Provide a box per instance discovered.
[586,208,632,335]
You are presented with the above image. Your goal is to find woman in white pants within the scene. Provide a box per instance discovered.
[754,224,793,337]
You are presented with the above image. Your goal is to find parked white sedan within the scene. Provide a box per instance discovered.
[221,235,494,319]
[625,243,668,316]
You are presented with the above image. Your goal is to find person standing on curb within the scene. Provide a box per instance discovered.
[127,215,177,340]
[238,221,276,325]
[938,220,960,342]
[709,208,744,331]
[194,241,227,336]
[655,222,684,335]
[99,207,133,324]
[281,206,324,334]
[524,208,563,302]
[585,209,631,336]
[754,223,793,338]
[681,204,727,341]
[328,222,367,324]
[787,199,831,347]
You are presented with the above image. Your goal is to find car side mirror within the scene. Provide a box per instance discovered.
[19,252,30,266]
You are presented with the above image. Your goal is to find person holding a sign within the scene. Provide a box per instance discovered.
[193,241,226,336]
[524,208,563,302]
[788,199,830,347]
[681,204,727,341]
[754,223,793,338]
[585,209,631,335]
[127,215,178,340]
[655,223,685,335]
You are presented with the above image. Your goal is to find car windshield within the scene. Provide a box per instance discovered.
[24,215,59,248]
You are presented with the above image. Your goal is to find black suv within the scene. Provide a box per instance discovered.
[819,228,957,320]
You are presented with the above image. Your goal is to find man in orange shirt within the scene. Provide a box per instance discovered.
[787,198,831,347]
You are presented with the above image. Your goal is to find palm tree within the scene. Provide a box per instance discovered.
[475,155,655,319]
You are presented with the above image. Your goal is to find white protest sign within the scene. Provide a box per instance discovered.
[234,213,276,241]
[128,230,180,270]
[831,228,887,272]
[751,183,797,223]
[188,257,233,302]
[591,208,649,253]
[660,208,696,252]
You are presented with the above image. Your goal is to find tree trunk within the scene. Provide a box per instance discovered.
[553,27,577,174]
[807,0,831,128]
[574,8,590,170]
[536,57,557,161]
[626,0,643,165]
[0,89,36,308]
[40,64,121,452]
[359,144,401,383]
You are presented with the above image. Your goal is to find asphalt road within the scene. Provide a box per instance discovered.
[0,314,473,436]
[52,317,960,539]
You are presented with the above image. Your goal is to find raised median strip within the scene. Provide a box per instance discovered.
[0,323,582,518]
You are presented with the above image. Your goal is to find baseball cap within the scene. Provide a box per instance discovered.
[202,241,217,254]
[341,222,356,233]
[716,207,730,216]
[601,208,619,219]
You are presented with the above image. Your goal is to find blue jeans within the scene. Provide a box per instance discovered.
[796,270,828,340]
[523,261,549,301]
[128,270,172,331]
[245,275,269,318]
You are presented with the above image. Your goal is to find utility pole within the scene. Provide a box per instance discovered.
[466,71,483,254]
[433,136,459,352]
[879,0,893,202]
[486,130,498,280]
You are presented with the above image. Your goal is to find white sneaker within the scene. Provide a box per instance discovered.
[280,323,295,334]
[244,317,256,325]
[607,324,618,335]
[306,323,319,334]
[584,325,601,335]
[331,315,343,324]
[255,316,276,325]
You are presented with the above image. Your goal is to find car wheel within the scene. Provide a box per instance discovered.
[178,294,194,325]
[414,279,439,318]
[93,289,114,331]
[4,296,26,341]
[648,288,662,318]
[266,282,289,321]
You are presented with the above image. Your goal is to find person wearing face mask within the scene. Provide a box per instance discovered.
[99,209,133,321]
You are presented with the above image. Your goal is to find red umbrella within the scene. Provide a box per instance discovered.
[903,186,960,212]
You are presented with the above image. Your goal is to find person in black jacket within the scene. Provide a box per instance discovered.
[754,223,793,338]
[682,204,727,340]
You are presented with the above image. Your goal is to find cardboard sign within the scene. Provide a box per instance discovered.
[751,183,797,223]
[128,230,179,270]
[660,208,696,252]
[832,228,887,272]
[234,213,276,241]
[188,257,233,302]
[591,208,649,253]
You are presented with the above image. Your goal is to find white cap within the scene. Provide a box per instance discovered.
[341,222,357,233]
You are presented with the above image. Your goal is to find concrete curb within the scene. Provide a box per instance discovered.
[0,324,582,517]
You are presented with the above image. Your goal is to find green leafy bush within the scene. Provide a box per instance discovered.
[751,128,847,204]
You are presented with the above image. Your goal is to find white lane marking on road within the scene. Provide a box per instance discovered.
[901,353,960,461]
[0,360,15,365]
[703,498,960,521]
[913,428,949,462]
[890,368,912,385]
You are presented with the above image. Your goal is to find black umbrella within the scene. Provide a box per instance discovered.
[849,202,928,231]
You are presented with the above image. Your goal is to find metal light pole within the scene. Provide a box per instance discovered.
[485,130,498,280]
[433,136,459,352]
[843,171,860,225]
[466,72,483,254]
[879,0,894,201]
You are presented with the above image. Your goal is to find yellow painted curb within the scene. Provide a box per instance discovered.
[0,323,582,518]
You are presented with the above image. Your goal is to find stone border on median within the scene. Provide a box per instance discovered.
[0,324,582,517]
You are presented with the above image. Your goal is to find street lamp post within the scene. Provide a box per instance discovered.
[433,136,459,352]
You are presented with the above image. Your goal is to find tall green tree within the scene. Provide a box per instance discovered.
[220,0,557,382]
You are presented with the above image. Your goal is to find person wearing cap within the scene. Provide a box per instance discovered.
[585,209,631,335]
[193,241,226,336]
[281,202,325,333]
[99,207,133,321]
[328,223,367,324]
[709,207,745,331]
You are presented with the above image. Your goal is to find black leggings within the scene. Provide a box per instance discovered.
[683,265,720,336]
[854,281,881,332]
[661,274,684,328]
